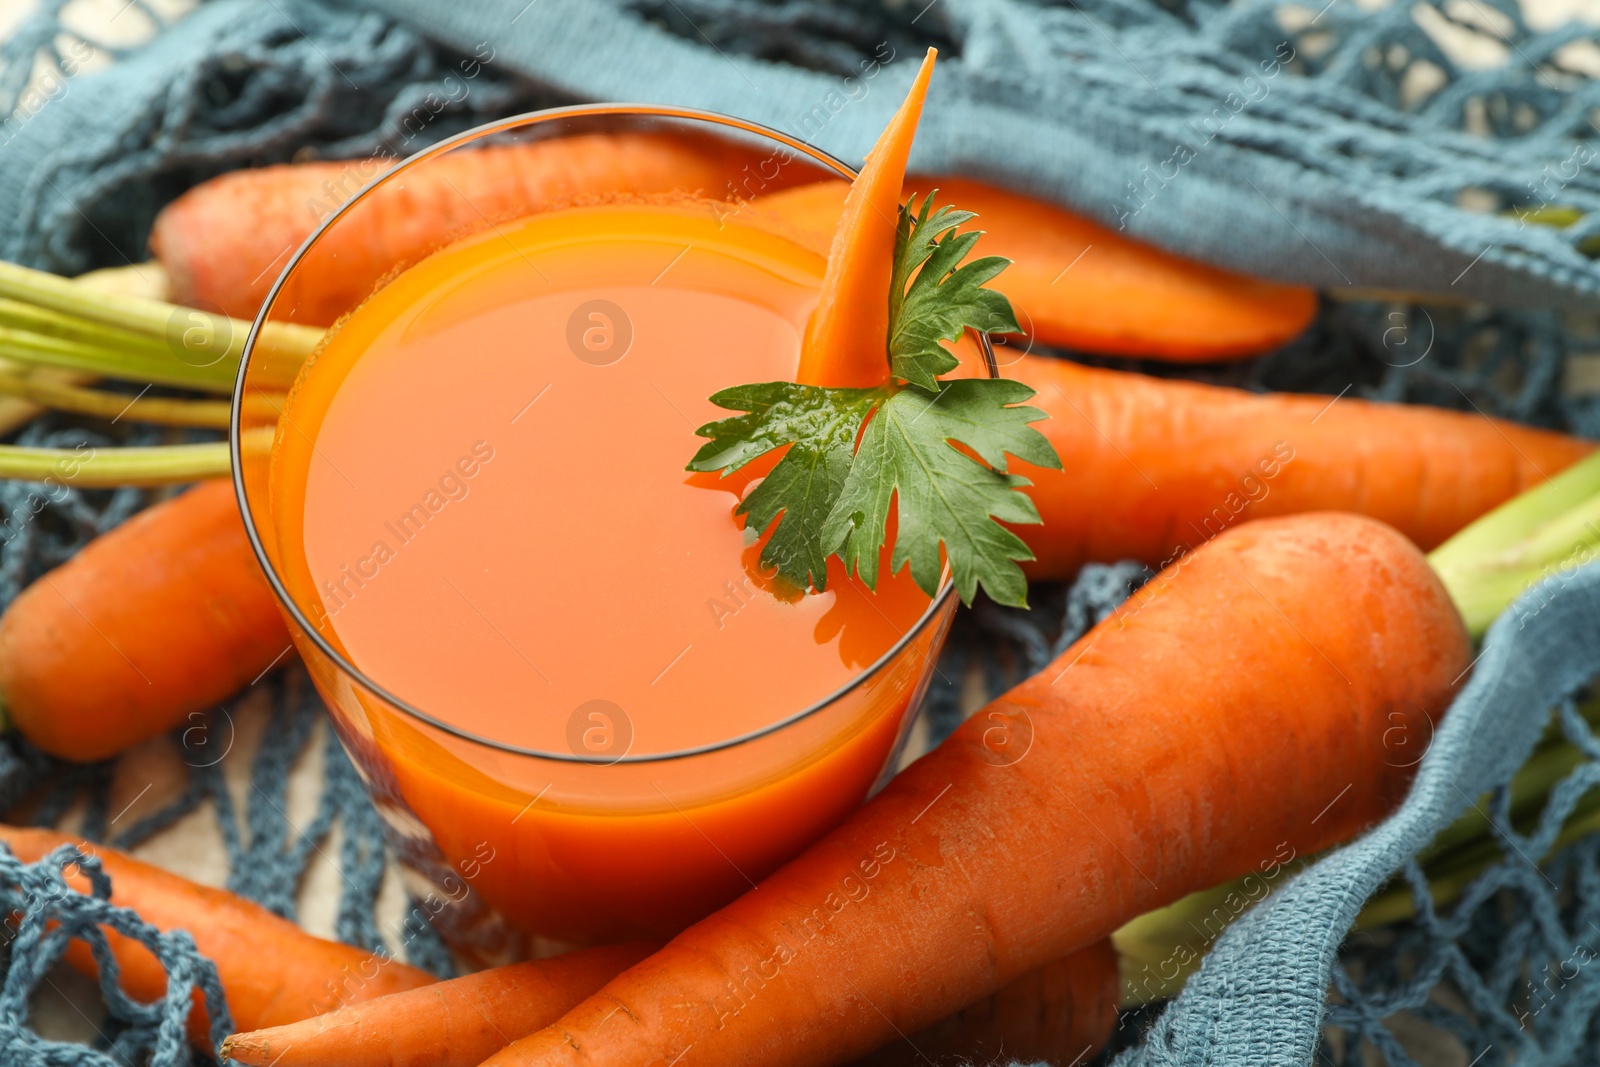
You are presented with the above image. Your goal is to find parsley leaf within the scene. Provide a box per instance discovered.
[687,193,1061,608]
[889,194,1020,390]
[688,382,882,592]
[822,379,1058,606]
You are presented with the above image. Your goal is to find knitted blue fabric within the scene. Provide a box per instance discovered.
[0,841,231,1066]
[0,671,456,1067]
[6,0,1600,308]
[363,0,1600,309]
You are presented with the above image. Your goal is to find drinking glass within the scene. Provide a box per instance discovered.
[231,105,983,960]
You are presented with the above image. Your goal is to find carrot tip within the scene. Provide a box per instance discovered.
[797,45,939,388]
[218,1034,274,1063]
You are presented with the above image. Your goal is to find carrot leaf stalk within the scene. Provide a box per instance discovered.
[1511,204,1600,257]
[0,441,232,485]
[0,371,236,427]
[688,193,1059,608]
[1426,448,1600,637]
[0,260,319,393]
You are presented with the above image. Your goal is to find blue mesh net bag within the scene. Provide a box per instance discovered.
[4,0,1600,1064]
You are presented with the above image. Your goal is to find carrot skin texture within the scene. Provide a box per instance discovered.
[150,133,782,326]
[222,942,658,1067]
[1009,355,1595,578]
[0,825,435,1043]
[483,513,1473,1067]
[0,479,291,762]
[849,940,1118,1067]
[758,178,1318,361]
[926,178,1316,360]
[796,50,936,388]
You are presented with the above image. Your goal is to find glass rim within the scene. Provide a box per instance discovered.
[231,102,992,765]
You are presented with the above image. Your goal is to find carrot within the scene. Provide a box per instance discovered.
[0,824,435,1045]
[150,132,787,327]
[150,107,1311,363]
[795,49,937,388]
[222,942,1113,1067]
[850,941,1119,1067]
[479,512,1472,1067]
[757,179,1318,361]
[222,942,659,1067]
[1008,354,1594,578]
[0,478,290,762]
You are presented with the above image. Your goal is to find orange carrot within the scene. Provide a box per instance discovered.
[222,942,659,1067]
[151,103,1312,362]
[479,512,1472,1067]
[0,825,435,1046]
[222,941,1115,1067]
[151,116,1312,362]
[795,49,937,388]
[758,178,1318,360]
[851,941,1119,1067]
[1009,354,1595,578]
[0,478,290,763]
[150,132,781,326]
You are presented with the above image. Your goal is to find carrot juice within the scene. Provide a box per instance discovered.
[267,201,955,946]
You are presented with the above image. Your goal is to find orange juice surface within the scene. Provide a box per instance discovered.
[269,202,946,943]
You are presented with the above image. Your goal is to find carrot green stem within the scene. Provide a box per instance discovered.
[1357,699,1600,928]
[0,326,238,393]
[1511,205,1600,256]
[0,442,231,486]
[1423,741,1584,858]
[0,298,173,358]
[1356,784,1600,932]
[0,372,237,428]
[0,261,320,393]
[1112,858,1309,1006]
[1427,449,1600,638]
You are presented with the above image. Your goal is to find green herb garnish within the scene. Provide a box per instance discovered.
[687,193,1061,608]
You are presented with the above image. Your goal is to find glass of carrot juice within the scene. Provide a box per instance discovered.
[231,106,982,958]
